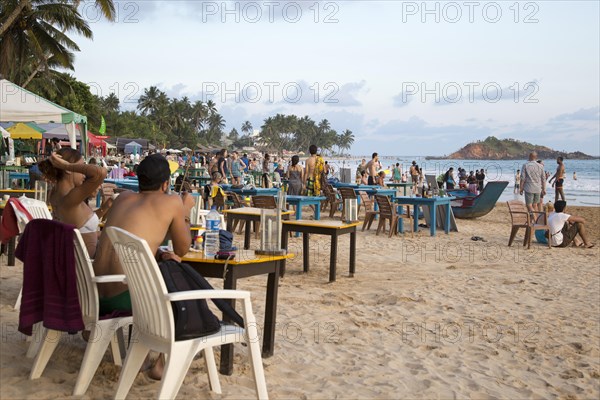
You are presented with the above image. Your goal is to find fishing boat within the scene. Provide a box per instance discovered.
[448,181,509,219]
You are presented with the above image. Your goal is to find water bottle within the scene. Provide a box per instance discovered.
[204,230,219,257]
[205,206,221,231]
[204,206,221,257]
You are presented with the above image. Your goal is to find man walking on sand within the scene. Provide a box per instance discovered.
[549,156,566,203]
[520,152,546,212]
[366,153,379,185]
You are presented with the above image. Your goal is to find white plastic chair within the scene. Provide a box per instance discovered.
[12,197,53,310]
[28,229,133,396]
[106,226,268,400]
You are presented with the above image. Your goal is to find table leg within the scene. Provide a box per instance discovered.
[445,203,451,234]
[413,205,419,233]
[303,233,310,273]
[349,230,356,277]
[295,202,302,238]
[263,262,280,357]
[315,202,321,220]
[329,233,338,282]
[8,237,16,266]
[280,227,289,278]
[430,205,437,236]
[226,215,233,232]
[244,220,251,250]
[220,270,237,375]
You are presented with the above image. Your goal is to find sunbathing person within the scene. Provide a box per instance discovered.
[548,200,594,248]
[39,149,108,257]
[93,154,196,378]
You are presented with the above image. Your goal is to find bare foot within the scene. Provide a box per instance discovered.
[147,354,164,381]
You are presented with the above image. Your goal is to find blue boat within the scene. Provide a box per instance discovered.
[447,181,509,219]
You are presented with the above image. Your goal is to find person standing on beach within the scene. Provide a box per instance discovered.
[365,153,379,185]
[520,152,546,212]
[409,161,419,187]
[549,156,566,203]
[514,169,521,194]
[392,163,402,183]
[304,144,324,195]
[356,159,367,184]
[262,153,271,188]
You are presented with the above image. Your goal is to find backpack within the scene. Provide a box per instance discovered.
[158,260,244,341]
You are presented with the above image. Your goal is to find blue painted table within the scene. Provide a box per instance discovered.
[8,172,29,188]
[221,186,280,196]
[392,196,456,236]
[285,195,326,221]
[104,178,140,192]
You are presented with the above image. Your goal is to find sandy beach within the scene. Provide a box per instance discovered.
[1,204,599,399]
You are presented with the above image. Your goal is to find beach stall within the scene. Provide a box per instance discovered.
[0,79,87,154]
[124,141,142,155]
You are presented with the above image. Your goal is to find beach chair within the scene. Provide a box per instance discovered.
[507,200,550,249]
[106,227,268,400]
[26,228,132,393]
[101,183,117,203]
[12,197,53,310]
[358,191,374,215]
[323,184,342,217]
[226,192,245,233]
[374,195,413,237]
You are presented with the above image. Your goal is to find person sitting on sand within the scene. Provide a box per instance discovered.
[93,154,196,379]
[548,200,594,248]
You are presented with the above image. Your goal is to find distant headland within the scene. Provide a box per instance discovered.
[426,136,599,160]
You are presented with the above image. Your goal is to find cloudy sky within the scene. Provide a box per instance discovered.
[73,0,600,155]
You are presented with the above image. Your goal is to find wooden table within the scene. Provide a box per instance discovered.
[392,196,455,236]
[0,189,36,198]
[281,220,359,282]
[387,182,413,196]
[223,207,293,249]
[182,251,293,375]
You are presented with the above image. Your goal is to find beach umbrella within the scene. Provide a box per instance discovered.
[6,123,43,139]
[180,147,192,152]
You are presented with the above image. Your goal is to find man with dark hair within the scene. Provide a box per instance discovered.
[548,200,593,248]
[93,153,195,379]
[304,144,324,195]
[217,148,229,183]
[94,154,195,314]
[365,152,379,185]
[549,156,566,202]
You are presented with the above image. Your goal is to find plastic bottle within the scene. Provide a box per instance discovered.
[204,206,221,257]
[205,206,221,231]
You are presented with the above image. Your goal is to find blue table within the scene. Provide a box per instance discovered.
[285,195,326,221]
[221,186,280,196]
[392,196,455,236]
[104,178,140,192]
[8,172,29,189]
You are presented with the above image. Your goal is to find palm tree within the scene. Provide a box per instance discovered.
[103,93,120,113]
[137,86,162,115]
[190,101,207,133]
[0,0,93,88]
[340,129,354,154]
[241,120,253,135]
[1,0,115,37]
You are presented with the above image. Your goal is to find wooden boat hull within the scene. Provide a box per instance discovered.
[449,181,509,219]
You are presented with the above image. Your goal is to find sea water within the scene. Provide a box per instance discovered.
[323,157,600,206]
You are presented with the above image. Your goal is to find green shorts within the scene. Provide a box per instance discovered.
[99,290,132,316]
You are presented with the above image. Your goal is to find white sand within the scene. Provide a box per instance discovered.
[1,204,599,399]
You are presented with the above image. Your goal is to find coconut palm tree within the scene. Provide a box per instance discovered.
[0,0,115,37]
[0,0,93,87]
[241,120,253,135]
[137,86,162,115]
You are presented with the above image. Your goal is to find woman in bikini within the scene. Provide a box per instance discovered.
[39,149,108,257]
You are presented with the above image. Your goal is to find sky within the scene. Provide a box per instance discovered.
[73,0,600,156]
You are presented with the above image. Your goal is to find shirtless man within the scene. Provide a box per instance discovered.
[365,153,379,185]
[93,154,194,379]
[304,144,321,195]
[94,154,194,314]
[548,156,566,203]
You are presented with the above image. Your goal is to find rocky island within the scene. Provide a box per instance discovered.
[427,136,598,160]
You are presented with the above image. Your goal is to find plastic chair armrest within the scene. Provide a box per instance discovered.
[166,289,251,302]
[93,274,128,284]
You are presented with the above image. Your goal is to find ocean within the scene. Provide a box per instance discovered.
[326,156,600,206]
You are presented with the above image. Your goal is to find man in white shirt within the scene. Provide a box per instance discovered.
[548,200,593,248]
